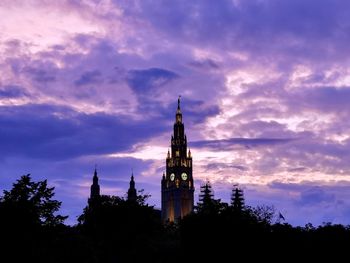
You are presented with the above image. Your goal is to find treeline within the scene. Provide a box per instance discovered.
[0,175,349,263]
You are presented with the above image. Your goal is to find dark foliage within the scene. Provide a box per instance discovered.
[1,175,350,262]
[231,186,244,212]
[77,194,169,263]
[197,181,227,215]
[0,174,68,262]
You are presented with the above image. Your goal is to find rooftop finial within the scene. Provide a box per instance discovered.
[94,164,97,176]
[176,95,182,117]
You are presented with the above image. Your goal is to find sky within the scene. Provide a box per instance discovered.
[1,0,350,226]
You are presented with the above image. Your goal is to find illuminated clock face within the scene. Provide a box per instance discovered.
[181,172,188,180]
[170,173,175,181]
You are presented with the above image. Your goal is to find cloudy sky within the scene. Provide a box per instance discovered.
[1,0,350,226]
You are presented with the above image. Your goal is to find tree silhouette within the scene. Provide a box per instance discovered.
[231,186,245,213]
[78,192,167,263]
[251,204,275,225]
[0,174,69,262]
[197,181,225,214]
[0,174,67,226]
[1,174,350,262]
[197,182,213,209]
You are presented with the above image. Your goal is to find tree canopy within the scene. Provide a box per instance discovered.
[0,174,67,226]
[1,175,350,262]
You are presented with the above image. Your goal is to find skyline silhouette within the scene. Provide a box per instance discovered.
[1,172,349,263]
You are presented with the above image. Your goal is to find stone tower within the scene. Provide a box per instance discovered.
[161,97,194,223]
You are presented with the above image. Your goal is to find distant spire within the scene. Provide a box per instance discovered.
[175,96,182,122]
[93,165,98,184]
[176,95,182,114]
[127,171,137,202]
[90,166,100,201]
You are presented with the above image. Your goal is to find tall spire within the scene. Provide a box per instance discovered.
[175,95,182,123]
[162,97,194,223]
[127,170,137,202]
[90,167,100,200]
[93,165,98,184]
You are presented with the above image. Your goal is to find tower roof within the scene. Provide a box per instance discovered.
[176,95,181,114]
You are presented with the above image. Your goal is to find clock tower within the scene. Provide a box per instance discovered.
[161,97,194,223]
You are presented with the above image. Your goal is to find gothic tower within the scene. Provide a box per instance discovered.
[161,97,194,223]
[127,172,137,202]
[89,167,100,205]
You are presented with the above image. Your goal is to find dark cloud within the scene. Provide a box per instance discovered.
[237,120,297,138]
[268,181,337,205]
[0,85,28,98]
[22,66,56,83]
[127,68,179,93]
[50,44,66,51]
[288,167,307,173]
[124,0,350,61]
[245,182,350,225]
[205,162,248,172]
[188,59,220,70]
[182,99,220,124]
[0,104,167,160]
[192,137,295,150]
[298,187,335,205]
[300,87,350,113]
[231,165,248,171]
[74,70,102,86]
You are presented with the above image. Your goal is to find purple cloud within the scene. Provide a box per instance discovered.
[192,137,295,150]
[127,68,179,92]
[74,70,102,86]
[0,104,167,160]
[0,85,28,98]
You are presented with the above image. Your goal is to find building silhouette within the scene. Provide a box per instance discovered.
[88,167,100,205]
[127,172,137,202]
[161,97,194,223]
